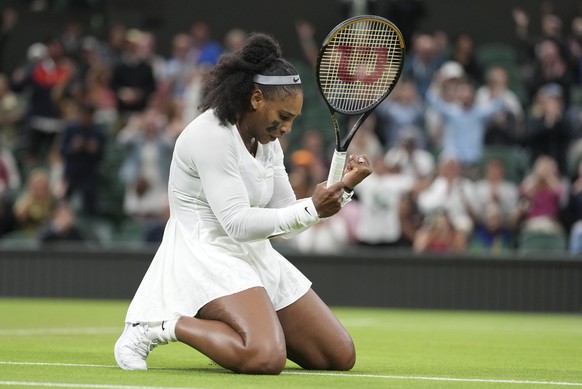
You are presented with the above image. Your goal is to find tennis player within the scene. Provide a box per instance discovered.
[114,33,372,374]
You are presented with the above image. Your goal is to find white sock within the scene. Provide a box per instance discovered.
[147,319,179,343]
[163,318,178,342]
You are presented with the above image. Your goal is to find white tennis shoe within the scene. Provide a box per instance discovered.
[114,322,170,370]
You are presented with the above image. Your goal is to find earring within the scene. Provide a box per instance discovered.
[251,105,257,111]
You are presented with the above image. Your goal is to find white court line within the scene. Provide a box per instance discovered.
[1,361,582,387]
[0,382,201,389]
[0,327,120,336]
[286,371,582,386]
[0,361,116,368]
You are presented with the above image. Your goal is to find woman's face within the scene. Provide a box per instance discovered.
[249,89,303,144]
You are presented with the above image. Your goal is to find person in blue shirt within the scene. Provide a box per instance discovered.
[427,73,504,179]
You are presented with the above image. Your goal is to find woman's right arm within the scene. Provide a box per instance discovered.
[178,125,343,242]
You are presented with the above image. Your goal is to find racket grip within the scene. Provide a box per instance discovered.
[327,150,347,187]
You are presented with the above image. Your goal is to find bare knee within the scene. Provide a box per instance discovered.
[332,338,356,371]
[234,344,287,375]
[323,336,356,371]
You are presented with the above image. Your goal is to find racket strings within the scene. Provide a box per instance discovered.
[318,19,403,113]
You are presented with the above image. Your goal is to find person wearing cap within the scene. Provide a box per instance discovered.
[114,33,372,374]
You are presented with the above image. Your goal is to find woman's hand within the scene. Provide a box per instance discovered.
[342,154,372,190]
[311,181,345,218]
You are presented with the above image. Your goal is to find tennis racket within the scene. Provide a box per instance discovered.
[316,15,405,186]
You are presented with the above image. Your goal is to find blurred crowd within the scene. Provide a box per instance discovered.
[2,3,582,255]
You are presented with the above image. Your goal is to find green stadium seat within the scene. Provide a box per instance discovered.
[0,230,40,249]
[75,215,114,246]
[111,218,147,248]
[518,229,567,254]
[476,43,518,67]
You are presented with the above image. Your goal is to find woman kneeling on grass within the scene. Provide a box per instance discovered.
[114,33,372,374]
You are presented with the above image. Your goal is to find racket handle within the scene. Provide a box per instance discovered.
[327,150,347,187]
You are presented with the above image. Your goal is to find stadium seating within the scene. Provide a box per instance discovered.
[517,229,568,254]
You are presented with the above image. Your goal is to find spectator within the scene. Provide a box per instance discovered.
[525,38,573,108]
[12,35,72,167]
[161,33,195,102]
[423,60,465,153]
[60,20,83,62]
[0,142,21,199]
[111,29,156,118]
[182,63,212,123]
[470,203,513,254]
[288,150,321,200]
[12,168,55,235]
[427,74,504,178]
[474,158,519,229]
[511,155,565,235]
[117,109,173,219]
[74,35,100,83]
[85,62,118,134]
[223,28,248,54]
[292,215,350,254]
[346,114,384,165]
[402,32,446,99]
[37,200,85,245]
[525,83,573,176]
[512,7,567,79]
[413,208,467,253]
[353,155,415,247]
[60,102,106,215]
[289,129,328,186]
[475,66,525,147]
[417,156,478,237]
[375,79,425,149]
[101,23,126,67]
[398,190,423,247]
[137,31,166,83]
[188,21,223,67]
[449,32,483,84]
[384,128,435,181]
[0,73,24,148]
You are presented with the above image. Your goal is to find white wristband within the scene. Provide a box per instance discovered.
[340,189,353,207]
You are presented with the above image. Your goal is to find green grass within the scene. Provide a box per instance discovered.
[0,298,581,388]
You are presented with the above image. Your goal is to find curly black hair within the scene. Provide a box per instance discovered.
[200,33,302,125]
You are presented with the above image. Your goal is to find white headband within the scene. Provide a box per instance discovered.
[253,74,301,85]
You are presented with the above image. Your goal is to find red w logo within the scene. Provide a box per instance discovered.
[337,46,388,84]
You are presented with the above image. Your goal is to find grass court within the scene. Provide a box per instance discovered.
[0,298,581,389]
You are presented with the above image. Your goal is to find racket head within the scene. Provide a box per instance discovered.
[316,15,405,115]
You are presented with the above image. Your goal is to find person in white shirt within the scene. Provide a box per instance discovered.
[384,127,435,180]
[474,158,519,228]
[354,155,415,246]
[114,33,371,374]
[417,156,479,235]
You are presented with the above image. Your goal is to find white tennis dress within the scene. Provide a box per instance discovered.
[125,110,319,323]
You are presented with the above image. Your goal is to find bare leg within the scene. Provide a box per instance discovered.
[277,288,355,371]
[175,287,287,374]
